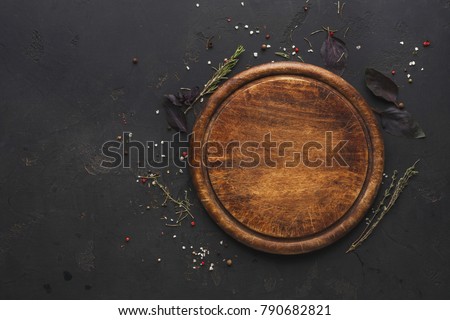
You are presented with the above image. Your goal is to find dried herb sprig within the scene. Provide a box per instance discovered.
[184,45,245,114]
[139,173,194,225]
[346,160,420,253]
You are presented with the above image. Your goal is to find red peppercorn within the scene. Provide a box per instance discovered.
[182,151,188,157]
[329,31,334,37]
[140,178,148,184]
[191,221,196,227]
[132,57,138,64]
[303,6,308,12]
[265,34,270,40]
[200,261,205,266]
[226,17,231,22]
[423,40,431,47]
[125,236,131,242]
[294,47,299,53]
[391,70,396,75]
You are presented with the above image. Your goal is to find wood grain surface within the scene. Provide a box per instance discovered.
[189,62,384,254]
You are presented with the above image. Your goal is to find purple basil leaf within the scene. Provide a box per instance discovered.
[320,35,348,74]
[365,68,399,104]
[181,86,200,105]
[381,107,426,139]
[164,94,183,107]
[165,105,188,133]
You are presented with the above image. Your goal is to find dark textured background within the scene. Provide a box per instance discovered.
[1,0,449,299]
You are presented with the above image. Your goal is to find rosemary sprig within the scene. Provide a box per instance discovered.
[346,160,420,253]
[184,45,245,114]
[139,173,194,225]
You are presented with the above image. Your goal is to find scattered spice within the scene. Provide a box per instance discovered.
[132,57,138,64]
[423,40,431,47]
[265,34,270,39]
[206,36,214,49]
[226,259,233,266]
[190,221,196,227]
[261,44,267,51]
[124,236,131,242]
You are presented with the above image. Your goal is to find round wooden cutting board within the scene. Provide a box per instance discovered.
[189,62,384,254]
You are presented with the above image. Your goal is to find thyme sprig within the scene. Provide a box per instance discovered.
[346,160,420,253]
[184,45,245,114]
[139,173,194,226]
